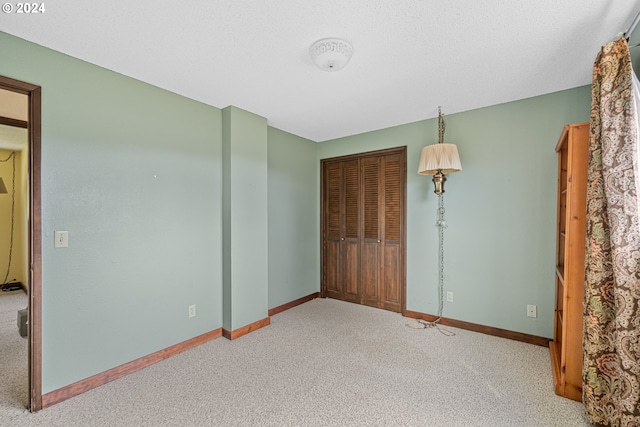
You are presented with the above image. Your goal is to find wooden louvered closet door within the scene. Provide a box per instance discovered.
[324,159,360,304]
[322,147,406,313]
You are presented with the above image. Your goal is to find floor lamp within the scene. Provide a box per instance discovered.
[417,107,462,325]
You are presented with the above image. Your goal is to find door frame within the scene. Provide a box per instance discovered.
[0,75,42,411]
[320,146,407,315]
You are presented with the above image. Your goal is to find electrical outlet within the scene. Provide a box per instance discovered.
[188,304,196,318]
[446,291,454,302]
[527,304,537,318]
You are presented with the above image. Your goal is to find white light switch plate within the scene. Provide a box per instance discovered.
[54,231,69,248]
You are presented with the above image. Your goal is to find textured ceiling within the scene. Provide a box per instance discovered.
[1,1,639,142]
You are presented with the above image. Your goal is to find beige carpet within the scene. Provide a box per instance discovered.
[1,297,591,426]
[0,289,29,417]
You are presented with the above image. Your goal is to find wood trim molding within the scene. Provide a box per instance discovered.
[268,292,320,317]
[41,328,222,409]
[29,85,42,412]
[404,310,551,347]
[320,145,408,163]
[0,115,28,128]
[222,317,270,340]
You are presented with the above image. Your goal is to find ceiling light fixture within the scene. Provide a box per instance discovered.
[309,38,353,72]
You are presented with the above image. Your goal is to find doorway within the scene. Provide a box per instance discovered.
[0,75,42,412]
[321,146,407,313]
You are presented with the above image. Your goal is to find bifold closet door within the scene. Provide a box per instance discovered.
[381,152,402,312]
[360,153,402,311]
[322,147,405,313]
[360,156,381,308]
[324,159,360,304]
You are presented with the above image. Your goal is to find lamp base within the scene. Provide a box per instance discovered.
[432,170,446,195]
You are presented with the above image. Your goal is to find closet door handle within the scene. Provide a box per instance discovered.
[378,240,381,243]
[341,238,345,241]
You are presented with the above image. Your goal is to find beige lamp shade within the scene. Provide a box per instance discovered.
[417,143,462,175]
[0,177,7,194]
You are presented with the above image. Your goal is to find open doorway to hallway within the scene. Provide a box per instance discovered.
[0,88,29,409]
[0,75,42,412]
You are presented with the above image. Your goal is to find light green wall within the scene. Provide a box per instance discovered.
[267,127,319,308]
[0,32,224,393]
[317,87,591,338]
[222,106,269,330]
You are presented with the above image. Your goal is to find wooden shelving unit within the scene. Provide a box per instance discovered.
[550,122,589,402]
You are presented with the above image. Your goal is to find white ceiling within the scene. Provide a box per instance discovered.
[2,1,639,142]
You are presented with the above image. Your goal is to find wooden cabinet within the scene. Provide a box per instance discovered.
[550,122,589,402]
[322,147,406,313]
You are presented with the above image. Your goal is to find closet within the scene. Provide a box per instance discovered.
[321,147,406,313]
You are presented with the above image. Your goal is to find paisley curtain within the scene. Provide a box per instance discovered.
[583,37,640,426]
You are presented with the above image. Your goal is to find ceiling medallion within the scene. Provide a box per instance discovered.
[309,38,353,72]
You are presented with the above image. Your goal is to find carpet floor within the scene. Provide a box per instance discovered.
[0,296,591,426]
[0,289,29,416]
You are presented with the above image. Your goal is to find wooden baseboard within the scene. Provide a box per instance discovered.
[404,310,551,347]
[222,317,270,340]
[41,328,222,408]
[268,292,320,317]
